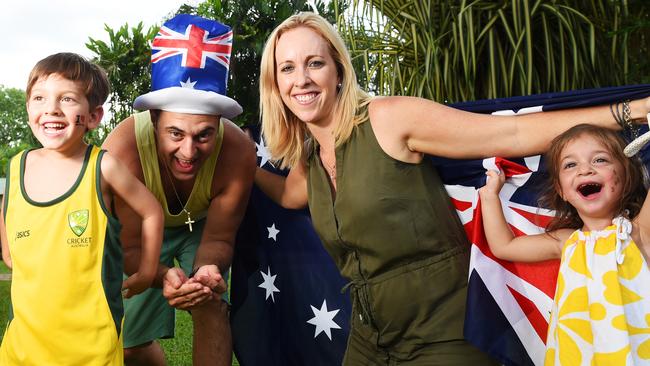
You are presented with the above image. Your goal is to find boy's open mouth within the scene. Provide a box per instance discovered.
[578,183,602,197]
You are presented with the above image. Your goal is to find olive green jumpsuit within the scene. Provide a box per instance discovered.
[306,120,497,365]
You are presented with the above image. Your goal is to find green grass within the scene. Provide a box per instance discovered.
[0,281,8,331]
[0,261,10,343]
[160,310,193,365]
[159,311,239,366]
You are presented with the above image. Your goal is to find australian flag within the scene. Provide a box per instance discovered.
[150,14,232,95]
[231,84,650,366]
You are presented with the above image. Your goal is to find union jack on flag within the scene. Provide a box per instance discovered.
[441,154,559,366]
[152,23,232,70]
[147,14,234,96]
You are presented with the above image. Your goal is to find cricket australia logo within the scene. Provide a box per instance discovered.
[68,209,89,237]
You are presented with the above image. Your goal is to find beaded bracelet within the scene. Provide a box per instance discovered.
[610,100,639,139]
[622,100,639,139]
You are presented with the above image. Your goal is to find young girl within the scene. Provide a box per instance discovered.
[480,123,650,365]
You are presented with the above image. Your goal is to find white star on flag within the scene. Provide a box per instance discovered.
[306,299,341,340]
[256,136,273,167]
[267,223,280,241]
[180,77,197,89]
[258,266,280,302]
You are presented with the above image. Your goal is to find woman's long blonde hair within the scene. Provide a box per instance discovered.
[259,12,370,169]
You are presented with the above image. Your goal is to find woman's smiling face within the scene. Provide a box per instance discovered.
[274,26,340,128]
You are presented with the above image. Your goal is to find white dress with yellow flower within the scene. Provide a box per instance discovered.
[545,217,650,365]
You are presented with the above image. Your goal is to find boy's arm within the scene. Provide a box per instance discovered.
[101,116,161,280]
[479,170,564,262]
[101,152,163,297]
[0,197,11,269]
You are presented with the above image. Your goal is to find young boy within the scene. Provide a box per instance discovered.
[0,52,163,365]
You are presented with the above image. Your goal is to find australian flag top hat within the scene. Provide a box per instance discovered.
[133,14,242,119]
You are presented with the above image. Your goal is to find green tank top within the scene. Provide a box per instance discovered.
[134,111,223,227]
[307,119,472,356]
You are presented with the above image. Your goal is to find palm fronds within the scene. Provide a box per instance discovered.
[338,0,646,102]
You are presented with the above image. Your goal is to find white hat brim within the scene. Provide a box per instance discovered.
[133,87,243,119]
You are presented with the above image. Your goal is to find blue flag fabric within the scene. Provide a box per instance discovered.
[231,84,650,366]
[231,147,350,366]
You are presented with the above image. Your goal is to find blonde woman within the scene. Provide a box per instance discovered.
[255,11,650,364]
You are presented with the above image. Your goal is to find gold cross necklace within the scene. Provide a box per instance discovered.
[161,160,195,232]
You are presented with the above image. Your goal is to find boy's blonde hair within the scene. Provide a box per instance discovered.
[26,52,110,110]
[539,124,646,231]
[259,12,371,169]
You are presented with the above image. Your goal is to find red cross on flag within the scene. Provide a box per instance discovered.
[152,23,232,70]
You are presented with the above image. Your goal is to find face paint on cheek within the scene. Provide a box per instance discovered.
[75,115,86,127]
[611,170,621,192]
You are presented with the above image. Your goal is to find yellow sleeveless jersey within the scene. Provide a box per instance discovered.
[0,145,124,365]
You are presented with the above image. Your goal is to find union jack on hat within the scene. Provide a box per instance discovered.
[133,14,242,119]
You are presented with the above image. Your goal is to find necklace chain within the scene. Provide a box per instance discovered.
[320,151,336,180]
[161,160,195,232]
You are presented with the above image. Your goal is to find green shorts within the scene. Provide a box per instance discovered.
[122,219,229,348]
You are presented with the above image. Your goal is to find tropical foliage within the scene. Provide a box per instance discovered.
[338,0,650,102]
[0,86,35,148]
[86,22,160,144]
[0,86,38,175]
